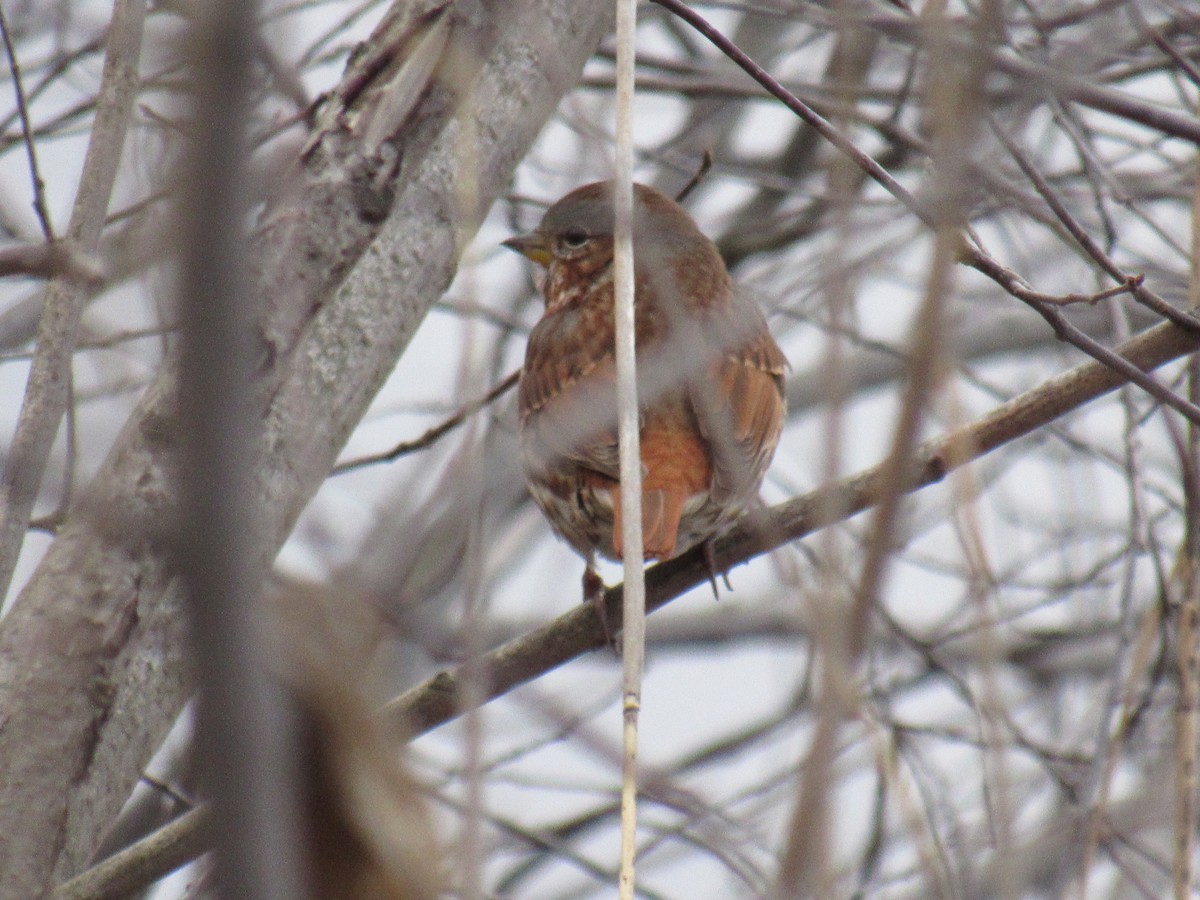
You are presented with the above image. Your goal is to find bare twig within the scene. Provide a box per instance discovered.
[647,0,922,219]
[331,369,519,474]
[1172,568,1198,900]
[0,33,106,144]
[1133,10,1200,91]
[673,148,712,203]
[0,4,55,240]
[1173,140,1200,900]
[1018,276,1144,308]
[1075,604,1163,896]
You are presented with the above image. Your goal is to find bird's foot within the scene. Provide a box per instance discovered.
[702,539,733,600]
[582,563,620,655]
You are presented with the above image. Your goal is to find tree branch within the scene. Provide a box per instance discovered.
[0,0,144,603]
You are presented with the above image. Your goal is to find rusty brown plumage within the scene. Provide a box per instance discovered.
[506,181,786,570]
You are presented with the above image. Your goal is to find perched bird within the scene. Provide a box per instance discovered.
[505,181,786,578]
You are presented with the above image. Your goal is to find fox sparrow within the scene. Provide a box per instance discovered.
[505,181,786,574]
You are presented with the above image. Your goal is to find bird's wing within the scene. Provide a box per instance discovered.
[687,299,787,504]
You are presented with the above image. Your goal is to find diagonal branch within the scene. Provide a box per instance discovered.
[332,369,519,474]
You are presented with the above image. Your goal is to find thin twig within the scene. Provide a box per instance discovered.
[1018,276,1144,308]
[1075,602,1164,898]
[674,148,712,203]
[0,33,105,142]
[1134,10,1200,91]
[1174,582,1199,900]
[331,369,519,474]
[1163,395,1200,900]
[0,323,179,363]
[0,4,55,240]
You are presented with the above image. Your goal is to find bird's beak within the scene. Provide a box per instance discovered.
[502,232,553,267]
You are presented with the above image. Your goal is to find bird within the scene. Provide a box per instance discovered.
[504,180,786,584]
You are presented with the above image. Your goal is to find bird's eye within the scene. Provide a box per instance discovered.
[561,227,589,249]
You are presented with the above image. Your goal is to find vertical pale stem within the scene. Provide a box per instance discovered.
[613,0,644,897]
